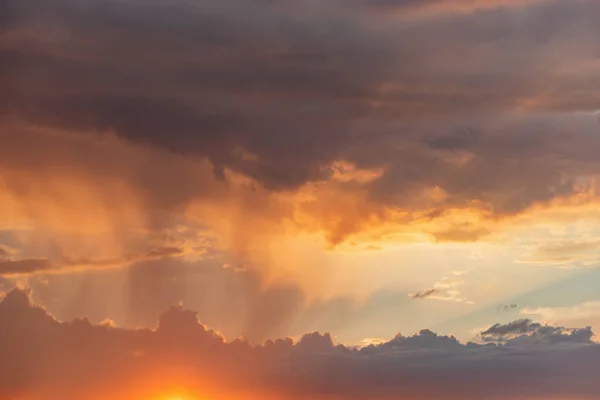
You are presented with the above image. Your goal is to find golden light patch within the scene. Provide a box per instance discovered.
[162,396,193,400]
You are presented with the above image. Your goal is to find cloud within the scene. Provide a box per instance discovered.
[3,4,600,397]
[0,246,188,277]
[479,318,594,344]
[1,289,600,400]
[480,319,542,339]
[24,256,311,343]
[519,238,600,268]
[410,272,473,303]
[411,288,437,299]
[23,257,427,345]
[0,258,54,276]
[3,0,600,355]
[522,302,600,340]
[0,246,14,258]
[0,122,301,281]
[498,303,519,313]
[60,245,187,270]
[1,0,600,241]
[523,302,600,322]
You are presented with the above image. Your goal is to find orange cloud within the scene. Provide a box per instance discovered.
[3,119,600,289]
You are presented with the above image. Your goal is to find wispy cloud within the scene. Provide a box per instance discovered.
[410,271,474,303]
[410,288,437,299]
[0,246,187,277]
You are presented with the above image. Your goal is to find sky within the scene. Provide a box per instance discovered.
[1,0,600,398]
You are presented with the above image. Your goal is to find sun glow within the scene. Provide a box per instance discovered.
[149,389,198,400]
[155,394,195,400]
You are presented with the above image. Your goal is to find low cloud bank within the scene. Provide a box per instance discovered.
[1,289,598,399]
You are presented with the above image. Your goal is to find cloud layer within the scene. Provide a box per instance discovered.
[1,289,598,400]
[2,2,600,397]
[2,0,600,248]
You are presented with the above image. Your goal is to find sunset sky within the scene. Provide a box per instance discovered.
[2,0,600,399]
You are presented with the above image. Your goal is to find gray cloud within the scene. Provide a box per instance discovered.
[480,319,594,344]
[411,289,437,299]
[1,0,600,221]
[1,289,600,399]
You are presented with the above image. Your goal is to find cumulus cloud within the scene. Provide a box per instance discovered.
[480,318,594,344]
[521,302,600,339]
[1,289,599,400]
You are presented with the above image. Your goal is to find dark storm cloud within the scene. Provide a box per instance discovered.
[2,0,600,240]
[1,289,600,400]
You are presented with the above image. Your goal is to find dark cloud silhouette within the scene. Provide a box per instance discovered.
[480,319,594,344]
[1,289,599,399]
[482,319,543,338]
